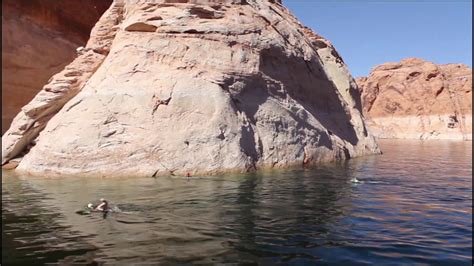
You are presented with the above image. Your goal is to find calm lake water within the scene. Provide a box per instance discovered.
[2,140,472,265]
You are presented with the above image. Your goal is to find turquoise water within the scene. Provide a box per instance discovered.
[2,140,472,265]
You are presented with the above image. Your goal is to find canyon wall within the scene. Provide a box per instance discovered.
[2,0,112,133]
[357,58,472,140]
[2,0,380,176]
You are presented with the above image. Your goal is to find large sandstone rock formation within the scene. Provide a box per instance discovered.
[2,0,112,133]
[2,0,380,177]
[357,58,472,140]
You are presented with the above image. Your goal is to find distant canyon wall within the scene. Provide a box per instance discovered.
[356,58,472,141]
[2,0,112,133]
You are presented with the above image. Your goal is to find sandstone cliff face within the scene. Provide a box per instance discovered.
[356,58,472,140]
[2,0,380,177]
[1,0,112,133]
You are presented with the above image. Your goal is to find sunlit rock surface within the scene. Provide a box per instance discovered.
[357,58,472,140]
[3,0,380,177]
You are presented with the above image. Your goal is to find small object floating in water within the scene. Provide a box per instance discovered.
[350,178,362,183]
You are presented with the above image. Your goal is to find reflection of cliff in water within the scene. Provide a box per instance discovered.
[2,174,98,265]
[217,165,357,262]
[3,173,232,264]
[2,161,360,264]
[2,140,472,265]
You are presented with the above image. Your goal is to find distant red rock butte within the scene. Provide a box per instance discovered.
[356,58,472,140]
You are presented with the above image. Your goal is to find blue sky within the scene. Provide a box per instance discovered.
[285,1,472,77]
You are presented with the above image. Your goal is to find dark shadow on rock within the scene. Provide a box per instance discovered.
[218,71,335,162]
[257,46,360,146]
[217,44,360,162]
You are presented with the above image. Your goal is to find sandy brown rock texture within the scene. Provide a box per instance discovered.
[2,0,380,177]
[357,58,472,140]
[2,0,112,133]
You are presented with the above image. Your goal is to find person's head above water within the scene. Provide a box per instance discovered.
[100,198,109,205]
[95,198,109,212]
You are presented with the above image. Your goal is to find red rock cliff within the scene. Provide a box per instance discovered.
[2,0,112,133]
[356,58,472,140]
[2,0,380,176]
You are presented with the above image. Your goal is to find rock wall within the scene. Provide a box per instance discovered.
[2,0,380,177]
[1,0,112,133]
[357,58,472,140]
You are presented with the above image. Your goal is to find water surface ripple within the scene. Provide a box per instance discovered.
[2,140,472,265]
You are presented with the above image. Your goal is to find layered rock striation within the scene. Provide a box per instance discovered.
[2,0,112,133]
[357,58,472,140]
[2,0,380,177]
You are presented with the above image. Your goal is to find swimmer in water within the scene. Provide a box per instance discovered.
[95,198,109,212]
